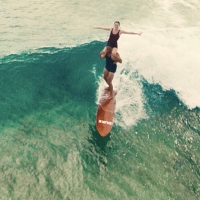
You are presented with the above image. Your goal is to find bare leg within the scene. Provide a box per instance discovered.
[103,68,109,85]
[104,68,115,98]
[111,53,122,63]
[112,47,118,53]
[99,47,107,59]
[111,47,122,63]
[107,72,114,97]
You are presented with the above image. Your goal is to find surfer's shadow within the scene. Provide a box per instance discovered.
[87,123,111,171]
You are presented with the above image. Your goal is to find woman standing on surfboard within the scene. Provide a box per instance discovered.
[93,21,142,61]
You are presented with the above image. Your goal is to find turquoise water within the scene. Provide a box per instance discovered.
[0,41,199,200]
[1,0,200,199]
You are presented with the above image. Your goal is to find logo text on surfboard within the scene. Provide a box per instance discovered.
[98,119,113,125]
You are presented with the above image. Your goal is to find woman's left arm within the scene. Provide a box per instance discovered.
[120,30,143,36]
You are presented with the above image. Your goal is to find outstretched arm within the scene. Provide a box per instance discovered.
[120,30,143,36]
[93,26,111,31]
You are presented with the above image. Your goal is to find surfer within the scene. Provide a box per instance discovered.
[104,46,121,98]
[93,21,142,60]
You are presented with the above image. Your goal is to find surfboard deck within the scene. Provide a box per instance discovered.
[96,89,116,137]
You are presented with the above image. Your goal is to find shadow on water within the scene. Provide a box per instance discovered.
[81,121,112,176]
[88,123,111,152]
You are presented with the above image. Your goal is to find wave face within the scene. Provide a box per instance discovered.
[1,0,200,109]
[1,0,200,199]
[0,41,199,200]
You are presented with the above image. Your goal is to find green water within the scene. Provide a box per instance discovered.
[0,42,199,200]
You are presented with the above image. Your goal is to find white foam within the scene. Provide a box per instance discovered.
[96,60,148,128]
[118,26,200,109]
[114,66,148,127]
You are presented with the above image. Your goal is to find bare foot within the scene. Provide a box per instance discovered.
[104,87,110,90]
[106,95,113,100]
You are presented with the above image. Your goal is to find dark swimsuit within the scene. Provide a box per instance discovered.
[105,55,117,73]
[107,28,120,48]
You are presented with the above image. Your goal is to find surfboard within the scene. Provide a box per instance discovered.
[96,89,116,137]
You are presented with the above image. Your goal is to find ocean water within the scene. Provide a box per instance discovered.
[0,0,200,199]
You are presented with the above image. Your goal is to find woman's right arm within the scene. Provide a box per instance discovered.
[93,26,111,31]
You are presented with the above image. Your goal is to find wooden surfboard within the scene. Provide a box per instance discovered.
[96,89,116,137]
